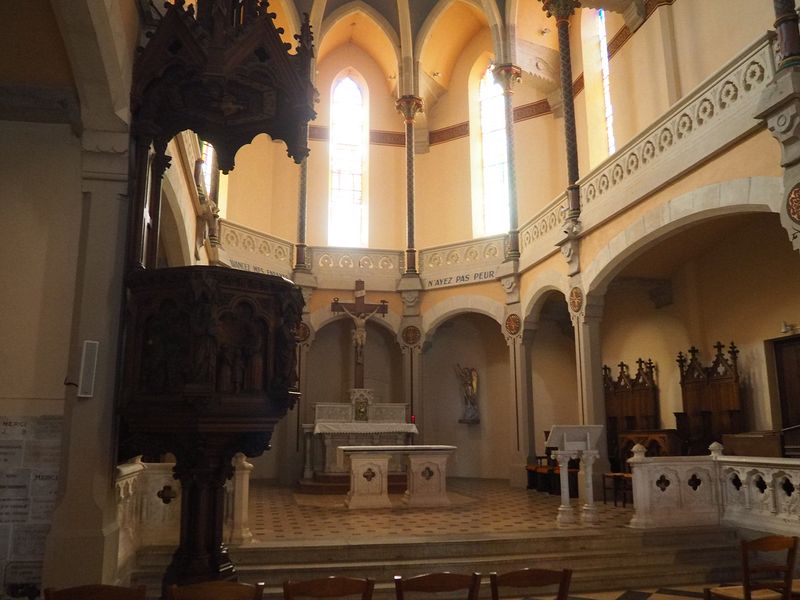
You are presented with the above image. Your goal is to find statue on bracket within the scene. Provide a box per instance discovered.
[455,364,480,424]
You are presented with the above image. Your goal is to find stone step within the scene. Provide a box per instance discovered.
[132,526,741,597]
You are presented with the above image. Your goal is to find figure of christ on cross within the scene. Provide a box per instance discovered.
[331,279,388,388]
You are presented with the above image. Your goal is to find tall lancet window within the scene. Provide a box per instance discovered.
[478,64,510,237]
[328,74,369,247]
[598,9,616,155]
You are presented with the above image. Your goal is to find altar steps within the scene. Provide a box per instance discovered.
[132,526,741,597]
[297,473,407,494]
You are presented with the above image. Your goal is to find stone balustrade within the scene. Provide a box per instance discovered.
[114,455,253,576]
[215,34,777,288]
[628,442,800,535]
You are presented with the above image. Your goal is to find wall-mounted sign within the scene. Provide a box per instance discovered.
[422,269,496,290]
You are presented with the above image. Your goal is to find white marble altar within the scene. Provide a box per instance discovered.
[546,425,604,526]
[303,398,417,479]
[337,445,456,509]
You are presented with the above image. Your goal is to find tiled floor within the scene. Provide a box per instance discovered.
[246,480,725,600]
[249,477,632,541]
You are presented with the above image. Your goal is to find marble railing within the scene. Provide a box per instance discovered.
[309,246,404,291]
[628,443,800,535]
[518,32,777,269]
[114,456,253,573]
[211,35,777,287]
[419,235,505,290]
[219,220,294,277]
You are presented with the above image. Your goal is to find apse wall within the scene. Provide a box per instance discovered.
[0,121,82,417]
[421,313,513,479]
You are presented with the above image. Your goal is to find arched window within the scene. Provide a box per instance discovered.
[597,9,616,155]
[477,64,510,237]
[328,74,369,247]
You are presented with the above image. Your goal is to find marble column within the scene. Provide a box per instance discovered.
[229,454,253,545]
[580,449,599,524]
[774,0,800,70]
[554,450,577,525]
[43,130,130,587]
[295,157,310,271]
[395,95,424,274]
[542,0,581,222]
[494,64,522,261]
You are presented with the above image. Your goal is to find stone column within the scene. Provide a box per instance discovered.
[542,0,581,221]
[295,157,310,270]
[579,449,599,524]
[504,311,529,487]
[229,453,253,545]
[43,130,130,587]
[400,324,423,441]
[302,425,314,480]
[774,0,800,70]
[395,95,424,274]
[554,450,577,525]
[569,289,610,490]
[494,64,522,260]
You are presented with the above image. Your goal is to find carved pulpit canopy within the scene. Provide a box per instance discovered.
[132,0,316,172]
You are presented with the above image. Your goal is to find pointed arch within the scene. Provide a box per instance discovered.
[319,1,402,80]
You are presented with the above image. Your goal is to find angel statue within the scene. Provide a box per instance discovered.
[455,364,480,424]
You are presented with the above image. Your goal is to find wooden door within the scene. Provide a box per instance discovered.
[775,336,800,428]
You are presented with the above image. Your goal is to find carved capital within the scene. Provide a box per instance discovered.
[556,220,581,276]
[540,0,581,21]
[759,77,800,167]
[493,64,522,94]
[395,95,424,124]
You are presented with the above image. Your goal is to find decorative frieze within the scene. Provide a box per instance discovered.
[419,237,504,290]
[310,247,403,291]
[579,35,774,222]
[219,219,293,277]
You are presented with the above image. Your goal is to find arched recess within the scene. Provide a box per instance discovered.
[318,1,401,85]
[303,312,404,418]
[421,311,512,479]
[523,288,579,456]
[581,176,796,439]
[422,294,505,338]
[521,269,570,325]
[584,177,784,296]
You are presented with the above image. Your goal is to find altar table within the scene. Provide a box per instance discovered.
[337,445,456,509]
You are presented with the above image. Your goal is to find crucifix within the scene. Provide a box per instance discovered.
[331,279,388,388]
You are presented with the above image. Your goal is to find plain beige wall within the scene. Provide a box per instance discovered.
[421,313,514,479]
[1,121,82,416]
[529,315,580,455]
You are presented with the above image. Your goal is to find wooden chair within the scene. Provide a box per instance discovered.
[44,585,146,600]
[168,580,264,600]
[704,535,798,600]
[490,568,572,600]
[394,573,481,600]
[284,577,374,600]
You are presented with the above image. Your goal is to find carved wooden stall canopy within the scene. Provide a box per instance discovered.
[675,342,743,455]
[602,359,660,470]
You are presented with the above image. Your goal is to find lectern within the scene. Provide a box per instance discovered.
[545,425,604,525]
